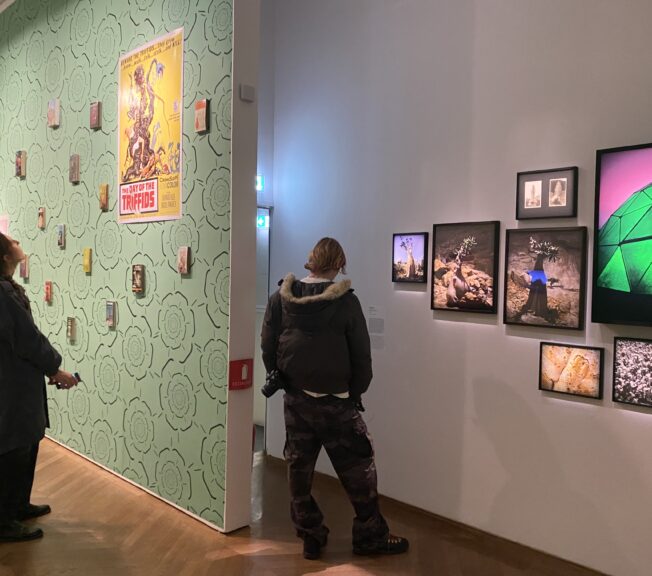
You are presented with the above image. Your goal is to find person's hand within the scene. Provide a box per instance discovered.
[51,370,78,390]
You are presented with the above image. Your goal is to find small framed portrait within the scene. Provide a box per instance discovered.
[132,264,145,294]
[516,167,578,219]
[69,154,80,184]
[431,221,499,313]
[177,246,190,275]
[613,337,652,408]
[66,317,76,342]
[38,207,46,230]
[82,248,92,273]
[539,342,604,399]
[15,151,26,178]
[19,255,29,279]
[56,224,66,248]
[194,99,209,133]
[44,281,52,304]
[106,301,116,328]
[90,101,102,130]
[392,232,428,283]
[99,184,109,211]
[47,98,60,128]
[504,227,587,330]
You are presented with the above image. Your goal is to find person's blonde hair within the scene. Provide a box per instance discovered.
[304,237,347,275]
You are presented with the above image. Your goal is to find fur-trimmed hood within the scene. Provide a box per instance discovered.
[279,273,352,305]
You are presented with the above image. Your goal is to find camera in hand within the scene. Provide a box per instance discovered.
[261,369,285,398]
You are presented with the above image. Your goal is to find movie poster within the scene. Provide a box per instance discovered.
[118,28,183,224]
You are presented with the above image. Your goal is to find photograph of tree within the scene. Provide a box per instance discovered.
[539,342,603,399]
[593,143,652,326]
[504,227,587,329]
[613,337,652,408]
[431,221,499,312]
[392,233,428,283]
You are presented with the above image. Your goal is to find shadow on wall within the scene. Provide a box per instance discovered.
[472,375,636,575]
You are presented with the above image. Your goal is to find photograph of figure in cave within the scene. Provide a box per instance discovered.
[504,227,587,329]
[431,221,499,313]
[392,233,428,283]
[613,338,652,407]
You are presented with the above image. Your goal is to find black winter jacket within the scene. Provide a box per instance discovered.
[261,274,372,402]
[0,279,61,455]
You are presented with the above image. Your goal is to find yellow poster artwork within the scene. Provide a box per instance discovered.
[118,28,183,223]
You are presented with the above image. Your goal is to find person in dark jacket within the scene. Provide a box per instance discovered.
[261,237,408,560]
[0,233,78,542]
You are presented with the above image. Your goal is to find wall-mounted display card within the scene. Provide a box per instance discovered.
[106,301,116,328]
[613,337,652,407]
[47,98,60,128]
[132,264,145,294]
[90,101,102,130]
[44,281,52,304]
[99,184,109,211]
[539,342,603,399]
[431,221,499,313]
[57,224,65,248]
[392,232,428,283]
[516,167,578,220]
[19,255,29,279]
[177,246,190,274]
[66,317,76,342]
[38,207,46,230]
[593,142,652,326]
[118,28,183,224]
[83,248,92,273]
[194,99,209,133]
[504,227,587,330]
[15,151,26,178]
[69,154,80,184]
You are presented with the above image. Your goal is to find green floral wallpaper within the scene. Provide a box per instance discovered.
[0,0,233,528]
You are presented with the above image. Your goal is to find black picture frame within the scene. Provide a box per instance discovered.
[430,220,500,313]
[392,232,428,283]
[516,167,578,220]
[539,342,604,399]
[613,337,652,408]
[503,226,587,330]
[592,142,652,327]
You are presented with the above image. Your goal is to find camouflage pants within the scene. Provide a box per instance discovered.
[283,390,389,545]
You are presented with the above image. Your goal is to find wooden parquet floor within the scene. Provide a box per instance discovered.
[0,439,606,576]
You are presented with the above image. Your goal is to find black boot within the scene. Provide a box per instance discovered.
[353,533,409,555]
[17,504,51,521]
[0,521,44,542]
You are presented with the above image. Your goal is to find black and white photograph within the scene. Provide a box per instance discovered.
[613,337,652,408]
[523,180,542,209]
[548,178,567,207]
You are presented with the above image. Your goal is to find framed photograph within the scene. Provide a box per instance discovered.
[504,227,587,330]
[56,224,66,249]
[593,142,652,326]
[516,167,578,220]
[83,248,92,273]
[15,151,26,178]
[539,342,603,399]
[392,232,428,283]
[38,207,46,230]
[177,246,190,275]
[66,317,76,342]
[431,221,499,313]
[194,99,209,133]
[90,101,102,130]
[47,98,60,128]
[132,264,145,294]
[69,154,80,184]
[613,337,652,407]
[99,184,109,211]
[19,255,29,279]
[106,301,116,328]
[44,281,52,304]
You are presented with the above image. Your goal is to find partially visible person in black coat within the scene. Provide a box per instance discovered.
[261,237,409,561]
[0,233,78,542]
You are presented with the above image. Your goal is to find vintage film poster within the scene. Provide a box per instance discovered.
[118,28,184,224]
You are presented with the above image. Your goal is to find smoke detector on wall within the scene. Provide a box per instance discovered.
[0,0,16,13]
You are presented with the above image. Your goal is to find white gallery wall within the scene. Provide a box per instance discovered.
[260,2,652,575]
